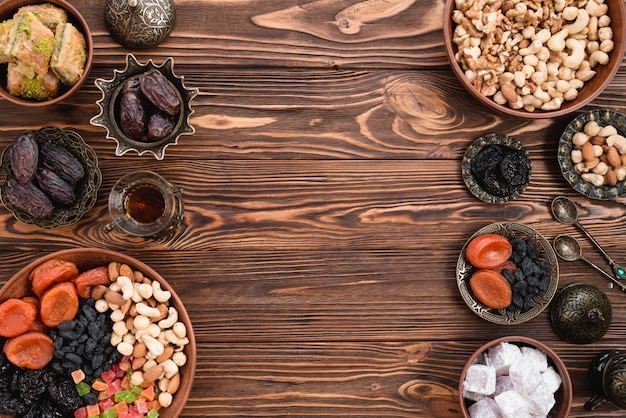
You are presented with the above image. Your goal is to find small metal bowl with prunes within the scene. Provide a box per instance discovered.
[0,126,101,228]
[462,133,531,204]
[91,53,198,160]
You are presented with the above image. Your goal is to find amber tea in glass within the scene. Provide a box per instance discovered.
[106,170,183,238]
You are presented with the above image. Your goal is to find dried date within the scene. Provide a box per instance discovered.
[40,142,85,184]
[148,111,175,140]
[36,167,76,206]
[120,88,147,140]
[5,180,54,218]
[10,132,39,184]
[140,69,181,116]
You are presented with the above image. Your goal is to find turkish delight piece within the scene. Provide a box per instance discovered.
[464,364,497,396]
[468,397,502,418]
[487,342,522,376]
[541,366,562,394]
[494,390,532,418]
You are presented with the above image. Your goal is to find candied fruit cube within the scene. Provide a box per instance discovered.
[464,364,496,396]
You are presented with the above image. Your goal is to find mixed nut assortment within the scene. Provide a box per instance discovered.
[569,120,626,186]
[5,131,85,218]
[451,0,615,112]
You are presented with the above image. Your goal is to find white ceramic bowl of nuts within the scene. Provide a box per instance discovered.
[0,248,195,417]
[558,109,626,199]
[444,0,625,118]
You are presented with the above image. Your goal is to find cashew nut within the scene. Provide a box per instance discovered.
[589,50,609,67]
[164,329,189,347]
[564,9,590,35]
[158,307,179,329]
[117,275,134,300]
[160,359,179,379]
[606,135,626,154]
[152,281,171,302]
[142,334,165,357]
[547,29,569,51]
[563,38,585,69]
[581,172,605,186]
[135,302,162,318]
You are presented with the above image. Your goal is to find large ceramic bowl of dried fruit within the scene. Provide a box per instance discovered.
[443,0,625,119]
[91,54,198,160]
[0,0,93,107]
[456,222,559,325]
[462,133,531,204]
[459,336,572,418]
[0,126,101,229]
[0,248,196,417]
[558,109,626,199]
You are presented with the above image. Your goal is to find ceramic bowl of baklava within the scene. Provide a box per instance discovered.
[0,0,93,107]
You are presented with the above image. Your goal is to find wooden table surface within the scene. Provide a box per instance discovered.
[1,0,626,416]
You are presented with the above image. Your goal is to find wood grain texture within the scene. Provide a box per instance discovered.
[1,0,626,416]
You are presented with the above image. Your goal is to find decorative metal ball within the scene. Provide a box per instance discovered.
[105,0,176,49]
[550,283,612,344]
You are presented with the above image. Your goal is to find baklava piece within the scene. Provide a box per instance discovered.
[9,11,55,79]
[15,3,67,31]
[7,61,59,100]
[51,22,86,86]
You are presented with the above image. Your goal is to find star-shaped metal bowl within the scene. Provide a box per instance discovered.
[91,54,198,160]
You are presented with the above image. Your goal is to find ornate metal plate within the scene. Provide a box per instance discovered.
[462,133,531,204]
[0,126,102,229]
[558,109,626,200]
[456,222,559,325]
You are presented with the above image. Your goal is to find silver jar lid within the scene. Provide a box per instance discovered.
[105,0,176,49]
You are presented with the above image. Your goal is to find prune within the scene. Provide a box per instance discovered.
[470,144,530,198]
[36,167,76,206]
[23,398,66,418]
[0,391,28,415]
[10,132,38,184]
[18,368,50,405]
[5,180,54,218]
[120,88,147,140]
[148,110,175,140]
[40,142,85,184]
[140,69,181,116]
[48,377,82,411]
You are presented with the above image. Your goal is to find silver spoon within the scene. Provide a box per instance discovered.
[551,196,626,280]
[553,234,626,293]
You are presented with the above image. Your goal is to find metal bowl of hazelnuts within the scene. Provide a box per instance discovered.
[443,0,625,118]
[91,54,198,160]
[558,109,626,199]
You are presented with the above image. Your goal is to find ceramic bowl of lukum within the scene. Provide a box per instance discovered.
[0,0,93,107]
[91,54,198,160]
[0,248,196,417]
[456,222,559,325]
[459,336,572,418]
[0,126,101,229]
[443,0,625,118]
[558,109,626,199]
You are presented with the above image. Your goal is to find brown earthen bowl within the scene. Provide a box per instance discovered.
[0,0,93,107]
[0,248,196,417]
[459,336,572,418]
[443,0,625,118]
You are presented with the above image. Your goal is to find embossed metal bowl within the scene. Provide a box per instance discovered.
[0,248,196,417]
[462,133,531,204]
[459,336,572,418]
[91,54,198,160]
[0,126,101,228]
[550,283,612,344]
[0,0,93,107]
[558,109,626,199]
[443,0,625,118]
[456,222,559,325]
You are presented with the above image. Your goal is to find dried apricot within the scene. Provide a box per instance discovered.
[3,331,54,369]
[74,266,110,298]
[466,234,513,269]
[469,269,513,309]
[0,298,38,337]
[39,281,79,327]
[29,258,79,297]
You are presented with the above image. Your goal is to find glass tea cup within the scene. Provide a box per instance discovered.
[105,170,184,238]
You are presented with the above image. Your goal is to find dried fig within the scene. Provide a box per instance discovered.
[140,69,181,116]
[9,132,38,184]
[4,180,54,218]
[36,167,75,206]
[40,142,84,184]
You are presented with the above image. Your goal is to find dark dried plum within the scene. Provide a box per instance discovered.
[17,368,50,405]
[470,144,530,198]
[48,377,82,411]
[0,390,28,415]
[10,132,39,184]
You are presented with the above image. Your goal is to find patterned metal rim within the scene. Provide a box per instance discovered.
[461,133,531,204]
[0,126,102,229]
[456,222,559,325]
[558,109,626,200]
